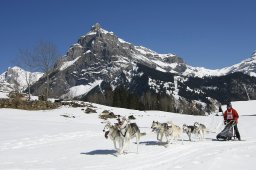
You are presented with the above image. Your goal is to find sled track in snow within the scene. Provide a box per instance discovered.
[0,131,101,151]
[134,139,256,170]
[100,138,256,170]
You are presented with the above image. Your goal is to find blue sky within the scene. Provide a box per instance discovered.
[0,0,256,73]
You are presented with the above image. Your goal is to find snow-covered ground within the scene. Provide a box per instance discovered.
[0,100,255,170]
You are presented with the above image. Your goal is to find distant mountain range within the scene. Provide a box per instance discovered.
[1,23,256,115]
[0,66,43,92]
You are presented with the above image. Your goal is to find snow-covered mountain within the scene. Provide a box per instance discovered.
[31,23,184,96]
[0,66,43,92]
[58,24,256,78]
[185,51,256,77]
[29,23,256,115]
[221,51,256,77]
[55,23,256,79]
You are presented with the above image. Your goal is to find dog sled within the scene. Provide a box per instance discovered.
[216,120,236,141]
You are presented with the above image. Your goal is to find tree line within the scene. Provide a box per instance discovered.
[86,86,207,115]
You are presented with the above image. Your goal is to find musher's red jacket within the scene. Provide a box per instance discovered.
[224,108,239,123]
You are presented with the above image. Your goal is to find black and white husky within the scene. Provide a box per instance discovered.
[151,121,183,144]
[118,119,143,154]
[194,122,207,139]
[164,122,183,144]
[183,123,205,141]
[103,122,123,152]
[183,124,197,141]
[151,121,169,142]
[103,119,144,154]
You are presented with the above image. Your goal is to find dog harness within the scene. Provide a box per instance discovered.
[120,125,128,137]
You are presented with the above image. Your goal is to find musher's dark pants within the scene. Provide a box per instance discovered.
[233,124,241,140]
[227,120,241,140]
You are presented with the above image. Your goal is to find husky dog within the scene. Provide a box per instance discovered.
[165,122,183,144]
[151,121,168,142]
[103,122,123,152]
[119,118,143,154]
[183,124,197,141]
[183,123,203,141]
[194,122,207,139]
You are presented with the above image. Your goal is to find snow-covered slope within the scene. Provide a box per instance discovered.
[0,100,255,169]
[0,66,43,92]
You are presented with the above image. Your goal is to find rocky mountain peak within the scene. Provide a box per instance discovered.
[91,23,102,32]
[87,23,113,36]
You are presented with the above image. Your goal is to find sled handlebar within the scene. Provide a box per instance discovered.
[224,120,236,125]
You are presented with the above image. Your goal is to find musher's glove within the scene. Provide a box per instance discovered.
[224,120,227,125]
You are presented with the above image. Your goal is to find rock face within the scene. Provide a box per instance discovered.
[29,23,256,115]
[30,24,187,97]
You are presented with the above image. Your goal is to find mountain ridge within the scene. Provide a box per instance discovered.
[65,23,256,78]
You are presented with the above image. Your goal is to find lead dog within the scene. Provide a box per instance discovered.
[103,122,123,152]
[118,118,143,154]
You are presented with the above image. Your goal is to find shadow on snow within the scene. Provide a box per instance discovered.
[81,149,117,156]
[139,141,163,146]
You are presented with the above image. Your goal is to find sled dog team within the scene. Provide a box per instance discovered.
[151,121,207,144]
[103,116,207,154]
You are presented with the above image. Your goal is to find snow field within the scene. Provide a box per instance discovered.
[0,101,255,170]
